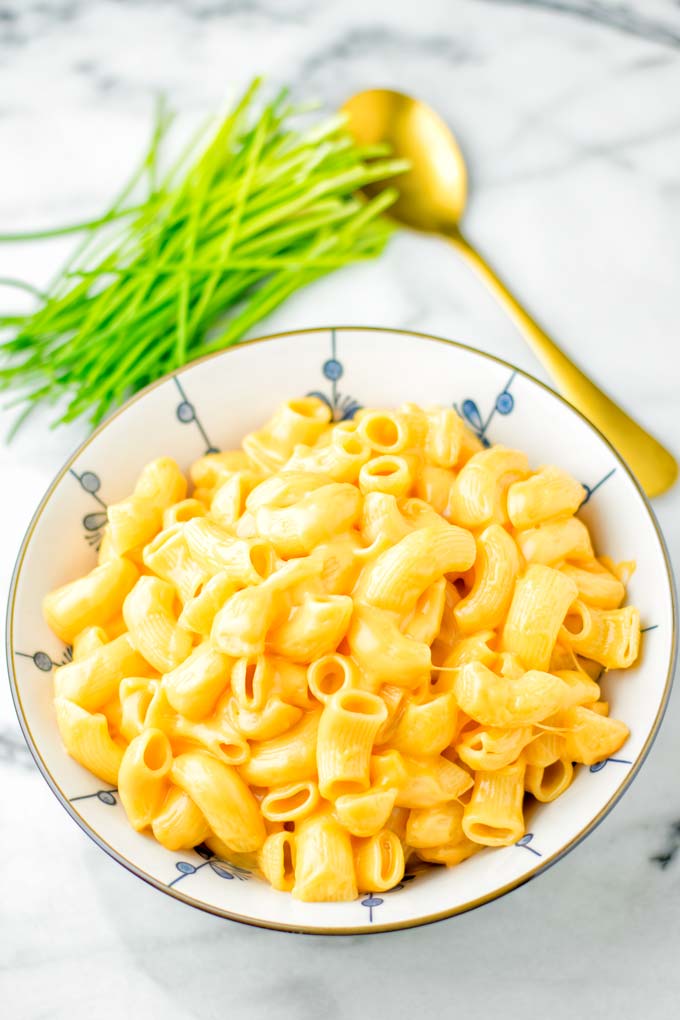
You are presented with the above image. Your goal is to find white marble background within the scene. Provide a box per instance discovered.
[1,1,679,1016]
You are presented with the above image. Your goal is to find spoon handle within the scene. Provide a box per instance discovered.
[450,231,677,498]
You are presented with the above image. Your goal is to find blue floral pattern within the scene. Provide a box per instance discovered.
[70,788,118,806]
[516,833,542,857]
[173,376,219,454]
[453,371,516,446]
[361,873,417,922]
[168,842,251,888]
[580,467,617,506]
[15,646,71,671]
[69,468,109,551]
[589,757,633,773]
[307,329,362,421]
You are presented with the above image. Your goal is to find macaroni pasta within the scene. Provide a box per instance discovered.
[45,399,639,901]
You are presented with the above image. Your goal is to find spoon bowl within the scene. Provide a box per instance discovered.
[343,89,467,232]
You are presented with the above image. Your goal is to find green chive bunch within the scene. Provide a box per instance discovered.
[0,79,407,432]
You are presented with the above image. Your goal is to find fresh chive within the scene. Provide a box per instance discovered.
[0,79,407,431]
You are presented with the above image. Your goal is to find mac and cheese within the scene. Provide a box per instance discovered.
[45,397,639,901]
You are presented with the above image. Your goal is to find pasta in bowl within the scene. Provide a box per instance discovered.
[7,327,675,932]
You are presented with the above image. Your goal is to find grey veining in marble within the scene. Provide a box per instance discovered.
[484,0,680,48]
[0,2,679,1018]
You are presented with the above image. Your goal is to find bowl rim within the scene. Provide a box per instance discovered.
[6,324,677,935]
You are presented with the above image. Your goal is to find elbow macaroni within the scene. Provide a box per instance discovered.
[44,398,639,901]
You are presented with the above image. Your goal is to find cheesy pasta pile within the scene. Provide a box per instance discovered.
[44,398,639,901]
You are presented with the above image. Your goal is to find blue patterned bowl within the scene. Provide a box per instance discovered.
[7,327,676,933]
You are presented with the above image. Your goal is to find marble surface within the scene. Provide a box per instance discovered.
[1,0,679,1016]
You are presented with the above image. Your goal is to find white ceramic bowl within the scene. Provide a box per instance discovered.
[7,327,676,934]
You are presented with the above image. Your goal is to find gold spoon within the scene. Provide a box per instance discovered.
[342,88,677,498]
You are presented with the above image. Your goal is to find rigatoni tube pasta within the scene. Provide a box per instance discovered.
[151,786,212,852]
[171,750,266,853]
[44,558,139,643]
[118,728,173,831]
[54,632,151,712]
[43,397,639,901]
[316,689,387,799]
